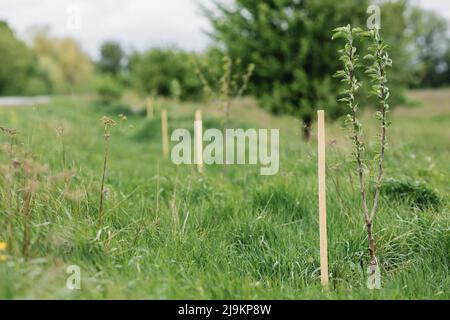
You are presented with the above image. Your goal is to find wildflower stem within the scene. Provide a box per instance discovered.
[369,28,390,222]
[98,127,109,226]
[98,116,116,227]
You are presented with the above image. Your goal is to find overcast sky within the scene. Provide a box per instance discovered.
[0,0,449,59]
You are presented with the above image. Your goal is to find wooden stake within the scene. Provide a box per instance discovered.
[161,109,169,159]
[317,110,329,287]
[146,97,154,120]
[195,110,203,173]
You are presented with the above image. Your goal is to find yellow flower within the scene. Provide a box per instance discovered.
[0,242,7,251]
[0,254,7,262]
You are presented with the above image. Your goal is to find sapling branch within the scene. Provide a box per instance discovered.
[365,28,392,223]
[333,25,392,278]
[195,55,254,173]
[332,25,370,224]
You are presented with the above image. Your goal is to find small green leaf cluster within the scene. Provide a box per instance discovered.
[333,24,393,267]
[332,25,367,165]
[219,56,255,101]
[364,28,392,129]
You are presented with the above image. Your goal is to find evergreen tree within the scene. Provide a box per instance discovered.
[206,0,369,139]
[0,21,34,95]
[98,41,125,77]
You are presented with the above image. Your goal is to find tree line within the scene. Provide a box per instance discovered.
[0,1,449,135]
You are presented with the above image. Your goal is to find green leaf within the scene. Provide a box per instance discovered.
[331,32,346,40]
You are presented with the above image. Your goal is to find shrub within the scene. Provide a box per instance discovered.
[381,178,442,209]
[128,48,204,100]
[95,74,123,103]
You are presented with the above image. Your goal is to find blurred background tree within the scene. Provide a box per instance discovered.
[98,41,125,77]
[0,22,35,95]
[0,0,449,125]
[406,7,450,88]
[205,0,370,139]
[128,48,204,100]
[32,29,93,94]
[95,41,126,103]
[205,0,450,139]
[362,1,410,107]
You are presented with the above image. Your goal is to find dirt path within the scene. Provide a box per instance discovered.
[0,96,50,107]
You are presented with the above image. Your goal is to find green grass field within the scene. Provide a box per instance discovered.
[0,89,448,299]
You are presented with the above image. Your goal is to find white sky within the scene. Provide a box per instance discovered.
[0,0,449,59]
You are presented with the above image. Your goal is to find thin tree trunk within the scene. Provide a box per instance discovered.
[366,220,376,264]
[302,118,312,141]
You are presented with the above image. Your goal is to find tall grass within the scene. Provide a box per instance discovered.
[0,93,448,299]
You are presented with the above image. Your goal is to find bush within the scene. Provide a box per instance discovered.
[252,185,307,222]
[24,77,51,96]
[128,48,204,100]
[170,78,182,101]
[381,178,442,209]
[32,31,93,94]
[95,74,123,103]
[206,0,370,137]
[0,21,35,95]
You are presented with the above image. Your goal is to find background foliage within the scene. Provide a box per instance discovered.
[0,1,449,120]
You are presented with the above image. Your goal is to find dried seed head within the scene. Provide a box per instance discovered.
[24,179,39,194]
[53,169,76,183]
[0,125,17,137]
[64,189,86,202]
[56,125,64,137]
[100,116,116,140]
[100,116,117,129]
[22,159,49,176]
[11,158,21,168]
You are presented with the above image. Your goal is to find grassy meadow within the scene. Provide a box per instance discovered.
[0,89,448,299]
